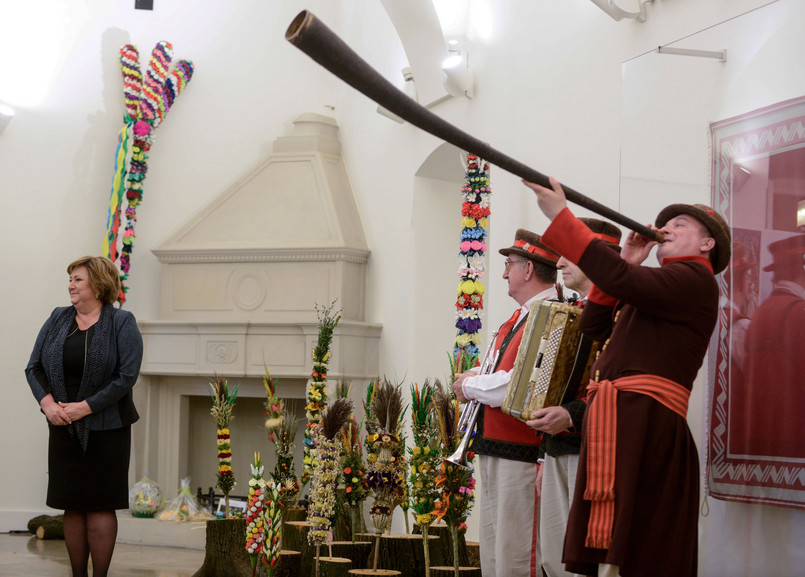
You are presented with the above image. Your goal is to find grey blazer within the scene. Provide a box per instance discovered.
[26,306,143,430]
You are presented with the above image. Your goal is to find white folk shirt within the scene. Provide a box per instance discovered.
[462,286,558,407]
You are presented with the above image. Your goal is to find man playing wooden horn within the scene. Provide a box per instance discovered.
[453,228,559,577]
[524,176,730,577]
[526,218,622,577]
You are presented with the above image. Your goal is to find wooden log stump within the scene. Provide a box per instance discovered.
[430,567,481,577]
[328,541,373,570]
[283,521,314,577]
[377,534,440,577]
[192,518,260,577]
[464,541,480,568]
[415,523,468,567]
[348,570,401,577]
[318,556,352,577]
[28,515,65,540]
[27,515,54,534]
[274,550,302,577]
[284,505,307,523]
[36,518,65,540]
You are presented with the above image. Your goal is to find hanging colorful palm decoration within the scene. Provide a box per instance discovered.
[453,153,491,369]
[103,41,194,304]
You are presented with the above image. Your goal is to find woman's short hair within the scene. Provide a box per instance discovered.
[67,256,121,305]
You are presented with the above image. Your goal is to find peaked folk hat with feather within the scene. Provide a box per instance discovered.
[499,228,559,268]
[655,204,732,274]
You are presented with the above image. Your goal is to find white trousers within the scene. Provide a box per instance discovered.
[540,453,583,577]
[479,454,540,577]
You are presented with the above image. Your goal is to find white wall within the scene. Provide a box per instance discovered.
[3,0,799,573]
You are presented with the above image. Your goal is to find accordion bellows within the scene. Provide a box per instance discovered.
[503,301,596,421]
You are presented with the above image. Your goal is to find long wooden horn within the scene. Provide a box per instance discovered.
[286,10,663,242]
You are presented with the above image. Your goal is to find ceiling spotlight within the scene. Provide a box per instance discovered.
[442,50,473,99]
[588,0,651,22]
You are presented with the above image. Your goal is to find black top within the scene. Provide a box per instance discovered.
[63,321,95,402]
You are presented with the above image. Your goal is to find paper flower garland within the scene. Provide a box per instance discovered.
[103,41,194,304]
[210,375,239,517]
[303,300,342,486]
[246,453,267,573]
[454,154,492,358]
[261,481,283,576]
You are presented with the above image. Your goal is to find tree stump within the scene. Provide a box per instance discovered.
[284,505,307,523]
[414,523,468,567]
[348,570,401,577]
[28,515,65,540]
[319,556,352,577]
[275,550,302,577]
[464,541,480,568]
[430,567,481,577]
[283,521,315,577]
[192,518,297,577]
[377,534,440,577]
[36,518,65,540]
[328,541,373,570]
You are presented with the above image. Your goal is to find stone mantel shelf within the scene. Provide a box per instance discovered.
[152,246,370,264]
[137,318,382,380]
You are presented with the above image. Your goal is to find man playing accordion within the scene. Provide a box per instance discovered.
[524,176,730,577]
[453,228,559,577]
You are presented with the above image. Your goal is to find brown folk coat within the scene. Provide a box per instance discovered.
[541,208,718,577]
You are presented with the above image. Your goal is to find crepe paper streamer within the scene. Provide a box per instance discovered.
[102,40,194,304]
[103,125,133,262]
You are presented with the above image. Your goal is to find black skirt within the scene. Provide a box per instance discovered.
[47,424,131,511]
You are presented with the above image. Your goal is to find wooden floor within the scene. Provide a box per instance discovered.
[0,531,205,577]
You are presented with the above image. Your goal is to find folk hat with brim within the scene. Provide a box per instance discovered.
[762,234,805,272]
[579,217,622,252]
[655,204,731,274]
[499,228,559,268]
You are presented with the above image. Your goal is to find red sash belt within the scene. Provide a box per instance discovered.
[583,375,690,549]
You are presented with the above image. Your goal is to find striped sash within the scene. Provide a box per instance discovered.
[584,375,690,549]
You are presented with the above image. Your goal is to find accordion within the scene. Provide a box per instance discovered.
[502,300,597,421]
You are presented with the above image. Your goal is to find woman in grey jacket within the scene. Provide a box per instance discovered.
[26,256,143,577]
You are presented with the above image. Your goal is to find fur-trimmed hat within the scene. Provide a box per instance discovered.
[499,228,559,268]
[762,234,805,272]
[579,217,622,252]
[655,204,731,274]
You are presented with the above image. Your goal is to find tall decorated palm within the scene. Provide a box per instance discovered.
[260,480,283,577]
[210,375,239,517]
[409,380,441,577]
[432,382,476,577]
[264,365,301,508]
[270,410,302,509]
[364,379,408,571]
[303,300,341,487]
[245,452,268,577]
[340,411,368,542]
[307,398,353,577]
